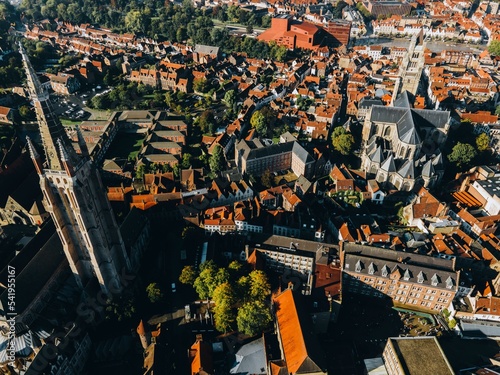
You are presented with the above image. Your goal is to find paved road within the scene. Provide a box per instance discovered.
[354,36,486,54]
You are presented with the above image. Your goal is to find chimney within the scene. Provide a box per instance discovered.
[245,244,249,260]
[288,281,294,290]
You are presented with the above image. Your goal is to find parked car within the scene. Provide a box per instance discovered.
[171,283,176,293]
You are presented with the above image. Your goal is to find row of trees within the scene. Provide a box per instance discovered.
[179,260,272,335]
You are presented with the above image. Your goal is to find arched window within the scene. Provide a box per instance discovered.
[405,148,412,159]
[384,126,392,138]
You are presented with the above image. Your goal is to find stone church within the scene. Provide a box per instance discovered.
[361,92,451,191]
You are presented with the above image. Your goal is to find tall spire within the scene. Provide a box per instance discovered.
[19,42,77,171]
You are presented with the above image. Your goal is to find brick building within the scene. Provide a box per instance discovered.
[258,15,321,50]
[340,243,460,312]
[235,138,315,179]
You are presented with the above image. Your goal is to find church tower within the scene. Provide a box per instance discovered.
[20,44,131,295]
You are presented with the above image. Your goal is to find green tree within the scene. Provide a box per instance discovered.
[146,282,163,303]
[194,266,218,300]
[488,40,500,56]
[193,78,209,93]
[213,282,236,307]
[224,89,237,109]
[179,265,197,285]
[237,301,272,336]
[105,293,136,322]
[181,153,192,168]
[261,169,273,188]
[331,126,355,156]
[476,133,490,152]
[209,144,226,174]
[213,301,235,333]
[250,110,268,135]
[248,270,271,302]
[495,105,500,116]
[198,110,216,134]
[448,142,477,169]
[135,164,146,179]
[19,105,34,120]
[125,10,147,33]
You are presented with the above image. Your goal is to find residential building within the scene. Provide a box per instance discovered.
[340,243,460,312]
[0,106,14,125]
[249,234,334,295]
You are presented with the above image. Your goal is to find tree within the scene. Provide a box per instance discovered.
[248,270,271,302]
[209,144,226,174]
[125,10,147,34]
[488,40,500,57]
[250,110,268,136]
[261,169,273,188]
[331,126,355,156]
[213,301,235,333]
[193,78,209,93]
[194,266,218,299]
[495,105,500,116]
[19,105,34,120]
[448,142,477,169]
[105,293,136,322]
[213,282,236,307]
[179,265,197,285]
[146,282,163,303]
[476,133,490,152]
[224,89,237,109]
[135,165,146,179]
[181,153,192,168]
[198,110,216,134]
[237,301,272,336]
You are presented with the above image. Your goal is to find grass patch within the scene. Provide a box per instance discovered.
[105,132,145,160]
[60,118,81,126]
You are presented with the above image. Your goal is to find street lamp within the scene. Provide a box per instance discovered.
[327,291,333,312]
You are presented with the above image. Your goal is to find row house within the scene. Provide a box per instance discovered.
[341,243,460,312]
[146,130,186,146]
[207,179,254,208]
[202,206,236,234]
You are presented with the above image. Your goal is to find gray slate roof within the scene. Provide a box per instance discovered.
[230,337,267,374]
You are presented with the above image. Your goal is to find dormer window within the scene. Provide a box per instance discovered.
[446,276,454,289]
[355,260,363,273]
[403,269,411,281]
[431,274,439,287]
[417,271,425,284]
[382,265,389,277]
[368,262,376,275]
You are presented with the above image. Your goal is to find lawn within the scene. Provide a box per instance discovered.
[60,118,82,126]
[105,133,145,160]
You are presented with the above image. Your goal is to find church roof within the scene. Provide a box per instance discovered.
[397,159,416,179]
[393,91,414,109]
[381,153,396,172]
[422,159,435,177]
[370,145,384,164]
[397,110,421,145]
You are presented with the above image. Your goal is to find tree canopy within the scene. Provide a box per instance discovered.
[488,40,500,57]
[448,142,477,169]
[331,126,355,155]
[237,301,272,336]
[146,282,163,303]
[476,133,490,152]
[179,265,197,285]
[209,144,226,174]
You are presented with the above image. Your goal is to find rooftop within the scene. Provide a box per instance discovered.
[387,337,454,375]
